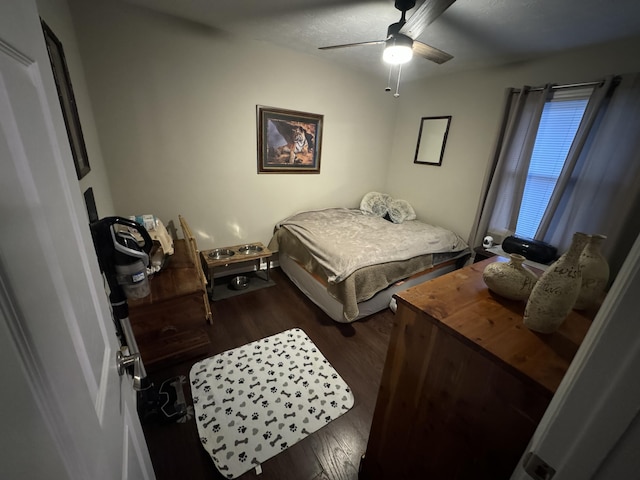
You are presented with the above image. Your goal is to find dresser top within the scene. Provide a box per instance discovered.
[395,257,594,394]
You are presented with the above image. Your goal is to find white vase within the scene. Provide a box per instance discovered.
[574,234,609,310]
[523,232,589,334]
[482,254,538,301]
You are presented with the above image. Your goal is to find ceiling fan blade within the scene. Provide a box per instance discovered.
[412,41,453,64]
[400,0,457,39]
[319,39,386,50]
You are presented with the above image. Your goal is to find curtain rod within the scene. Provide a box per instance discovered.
[512,78,615,94]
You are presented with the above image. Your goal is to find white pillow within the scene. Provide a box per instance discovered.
[388,198,417,224]
[360,192,391,217]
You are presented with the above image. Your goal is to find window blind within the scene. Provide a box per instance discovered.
[515,88,592,238]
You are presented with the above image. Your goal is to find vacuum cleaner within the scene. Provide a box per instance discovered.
[90,216,188,423]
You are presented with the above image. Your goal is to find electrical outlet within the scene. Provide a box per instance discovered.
[523,452,556,480]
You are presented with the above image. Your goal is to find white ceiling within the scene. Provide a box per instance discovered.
[123,0,640,83]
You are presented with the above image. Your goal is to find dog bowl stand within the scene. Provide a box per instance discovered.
[200,242,272,300]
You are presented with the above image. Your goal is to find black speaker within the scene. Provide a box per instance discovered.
[502,235,557,264]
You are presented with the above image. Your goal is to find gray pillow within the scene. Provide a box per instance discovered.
[388,198,417,224]
[360,192,391,217]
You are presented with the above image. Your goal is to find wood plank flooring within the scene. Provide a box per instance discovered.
[141,267,395,480]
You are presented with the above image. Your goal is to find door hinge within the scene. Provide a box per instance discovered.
[523,452,556,480]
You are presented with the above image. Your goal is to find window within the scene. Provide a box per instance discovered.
[515,88,592,238]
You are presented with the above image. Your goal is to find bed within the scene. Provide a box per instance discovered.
[268,195,470,323]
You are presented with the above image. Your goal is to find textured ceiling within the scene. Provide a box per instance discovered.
[123,0,640,83]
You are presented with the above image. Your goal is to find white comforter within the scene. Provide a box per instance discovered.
[274,208,467,283]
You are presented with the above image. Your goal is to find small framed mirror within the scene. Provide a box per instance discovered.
[413,116,452,166]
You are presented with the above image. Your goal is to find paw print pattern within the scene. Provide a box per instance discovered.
[225,387,233,394]
[308,406,316,414]
[248,392,256,399]
[330,400,338,408]
[261,400,269,408]
[212,424,220,432]
[324,415,331,423]
[263,431,272,440]
[251,412,259,420]
[278,362,284,367]
[285,402,292,409]
[215,374,222,381]
[198,414,207,422]
[203,385,211,392]
[268,370,275,376]
[225,407,233,415]
[302,381,309,388]
[238,426,246,434]
[239,452,247,463]
[238,378,245,384]
[270,386,278,393]
[280,442,288,450]
[323,382,331,389]
[289,424,297,432]
[295,391,302,398]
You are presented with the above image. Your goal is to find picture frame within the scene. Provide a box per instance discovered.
[42,20,91,180]
[413,116,452,166]
[257,106,323,174]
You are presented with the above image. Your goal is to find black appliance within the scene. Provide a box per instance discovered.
[502,235,558,264]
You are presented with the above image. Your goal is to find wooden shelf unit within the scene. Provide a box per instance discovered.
[360,257,593,480]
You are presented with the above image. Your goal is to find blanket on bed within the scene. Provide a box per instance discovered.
[271,208,467,284]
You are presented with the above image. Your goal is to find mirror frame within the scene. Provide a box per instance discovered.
[413,116,452,166]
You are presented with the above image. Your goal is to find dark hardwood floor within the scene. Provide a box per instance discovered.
[141,267,395,480]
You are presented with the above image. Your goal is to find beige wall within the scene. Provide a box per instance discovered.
[56,0,640,249]
[387,35,640,241]
[68,0,397,249]
[37,0,115,220]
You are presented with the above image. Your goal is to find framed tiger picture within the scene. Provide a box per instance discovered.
[257,106,323,174]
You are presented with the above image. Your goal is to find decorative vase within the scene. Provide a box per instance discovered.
[523,232,589,334]
[574,234,609,310]
[482,254,538,301]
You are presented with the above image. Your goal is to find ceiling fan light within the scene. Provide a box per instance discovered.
[383,35,414,65]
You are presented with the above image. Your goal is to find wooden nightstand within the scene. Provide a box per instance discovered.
[473,245,497,263]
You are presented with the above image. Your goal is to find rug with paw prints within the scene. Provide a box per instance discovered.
[189,328,354,479]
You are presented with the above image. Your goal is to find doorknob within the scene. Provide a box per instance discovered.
[116,349,144,390]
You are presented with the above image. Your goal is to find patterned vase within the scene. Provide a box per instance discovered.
[482,254,538,301]
[574,234,609,310]
[523,232,589,334]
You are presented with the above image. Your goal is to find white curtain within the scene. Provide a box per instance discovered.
[468,85,551,249]
[535,73,640,278]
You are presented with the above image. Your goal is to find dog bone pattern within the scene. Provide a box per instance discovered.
[190,328,354,479]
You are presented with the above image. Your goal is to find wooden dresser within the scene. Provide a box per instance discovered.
[128,239,211,371]
[360,257,593,480]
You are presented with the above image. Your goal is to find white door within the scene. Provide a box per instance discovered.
[0,0,155,479]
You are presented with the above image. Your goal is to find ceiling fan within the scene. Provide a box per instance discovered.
[319,0,456,66]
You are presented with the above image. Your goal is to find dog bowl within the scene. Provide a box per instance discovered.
[238,244,264,254]
[229,275,250,290]
[208,248,235,260]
